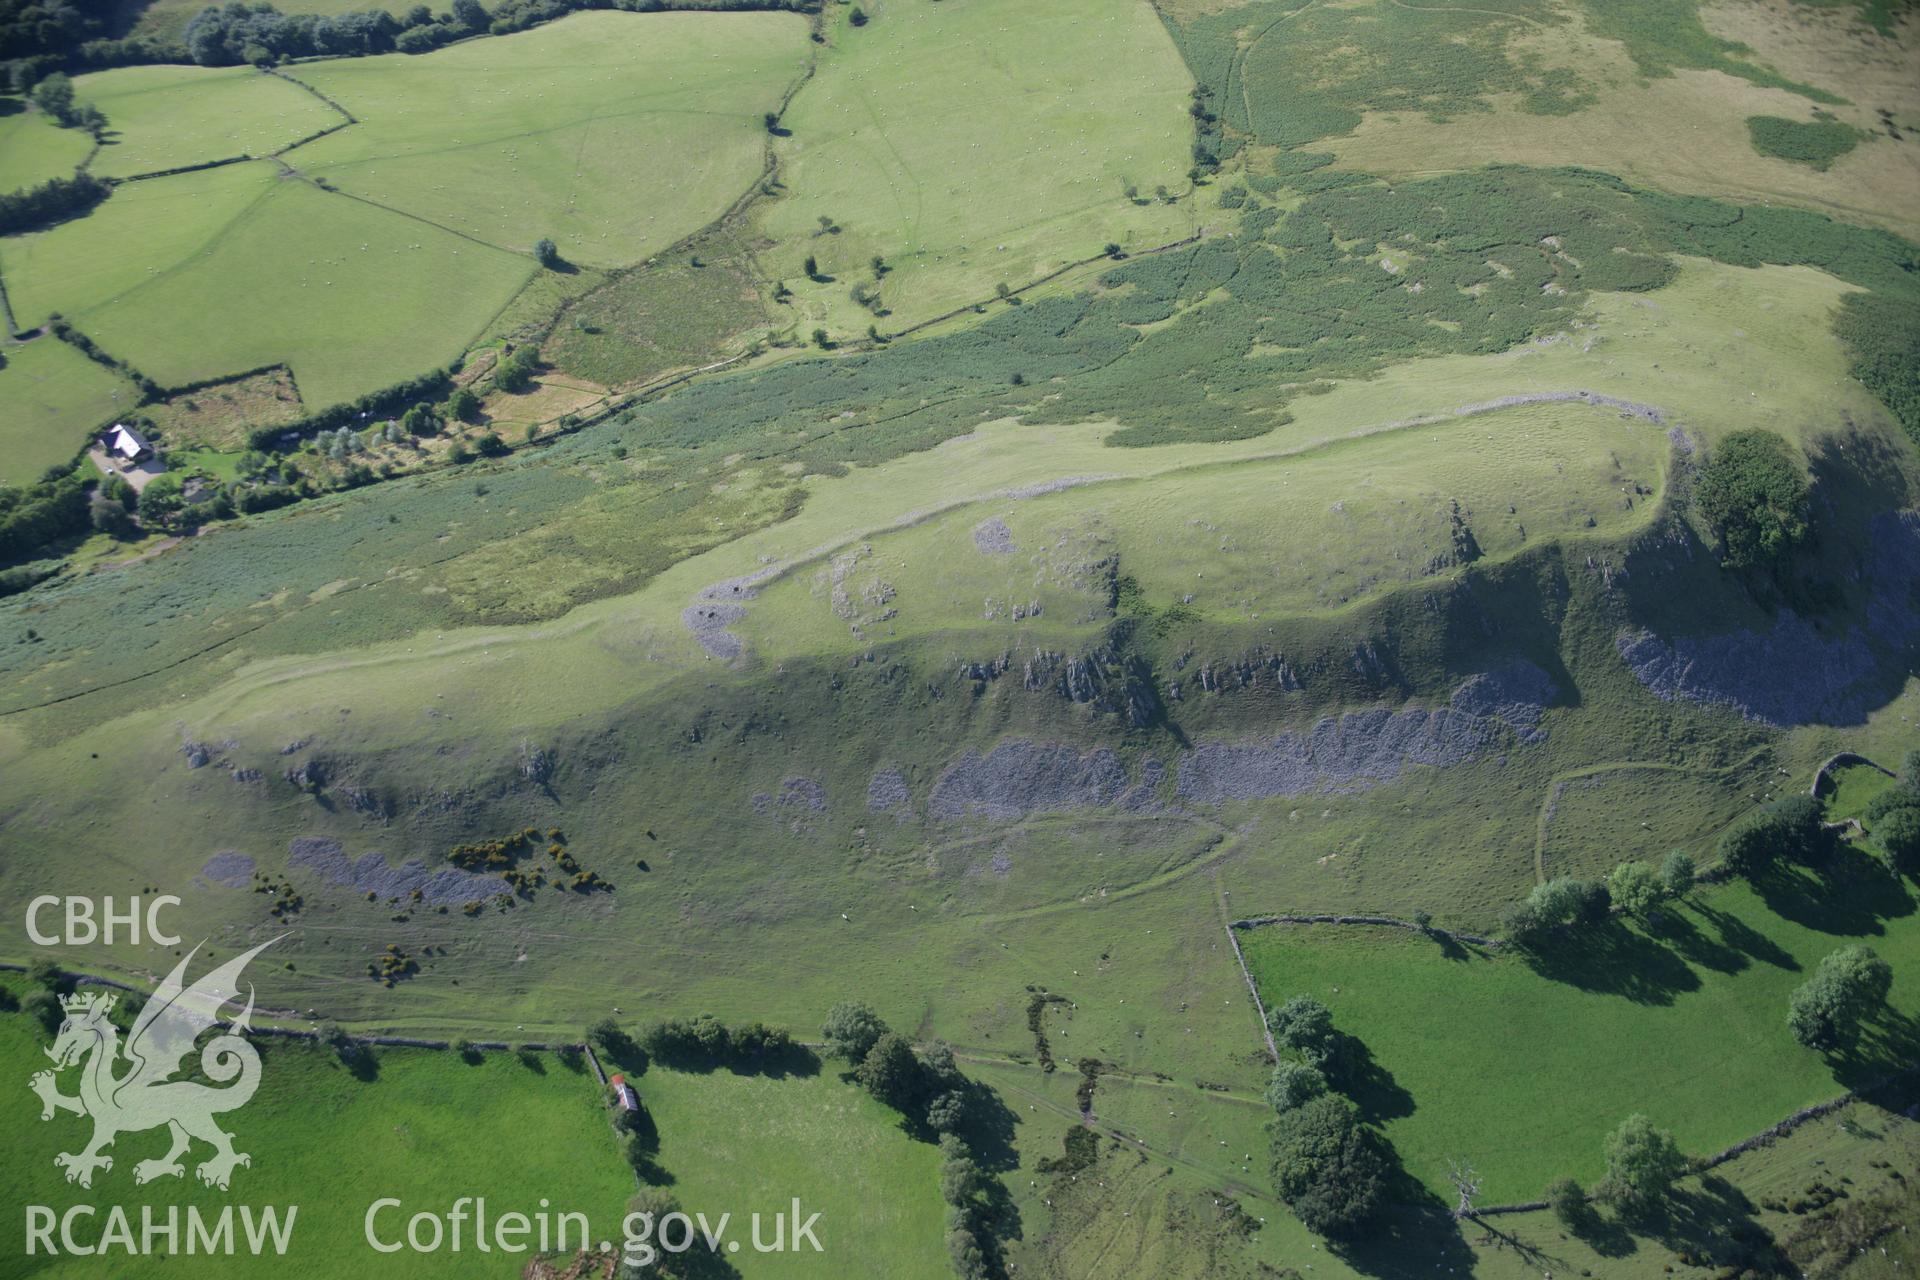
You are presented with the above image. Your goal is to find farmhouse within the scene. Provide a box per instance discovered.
[609,1073,638,1112]
[99,423,154,464]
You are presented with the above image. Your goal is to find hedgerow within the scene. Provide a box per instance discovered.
[0,170,110,235]
[182,0,816,67]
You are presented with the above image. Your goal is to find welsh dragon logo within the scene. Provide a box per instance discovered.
[29,938,280,1190]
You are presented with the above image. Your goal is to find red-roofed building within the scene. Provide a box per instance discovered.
[610,1073,638,1112]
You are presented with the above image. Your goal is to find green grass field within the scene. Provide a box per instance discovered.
[75,65,342,179]
[761,0,1196,336]
[1825,761,1899,822]
[0,160,531,407]
[0,339,136,485]
[0,988,635,1278]
[631,1065,950,1278]
[0,977,959,1280]
[1242,872,1920,1205]
[73,169,530,408]
[0,109,93,193]
[0,159,276,329]
[291,11,809,268]
[0,13,806,414]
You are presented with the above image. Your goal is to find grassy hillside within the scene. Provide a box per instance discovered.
[1,0,1919,1269]
[292,11,809,268]
[761,0,1196,336]
[1165,0,1920,239]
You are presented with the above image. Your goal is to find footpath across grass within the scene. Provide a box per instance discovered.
[1242,862,1920,1205]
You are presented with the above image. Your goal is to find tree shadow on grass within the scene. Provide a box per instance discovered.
[1565,1202,1638,1258]
[1634,1176,1789,1275]
[1828,1008,1920,1093]
[1643,907,1749,976]
[957,1079,1021,1175]
[1751,846,1913,938]
[1338,1034,1415,1126]
[1685,898,1799,971]
[1333,1202,1477,1280]
[1327,1146,1476,1280]
[1518,919,1701,1005]
[1428,930,1481,962]
[1465,1213,1583,1271]
[339,1042,379,1082]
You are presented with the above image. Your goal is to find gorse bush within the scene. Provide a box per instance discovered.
[1746,115,1865,171]
[1835,294,1920,446]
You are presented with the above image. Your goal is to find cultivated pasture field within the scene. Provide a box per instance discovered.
[631,1066,950,1279]
[0,987,636,1278]
[1,160,533,408]
[75,64,343,179]
[1446,1090,1920,1280]
[0,10,807,467]
[70,171,530,407]
[1242,873,1920,1205]
[0,160,277,329]
[0,109,93,193]
[762,0,1197,336]
[0,339,135,485]
[291,11,810,268]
